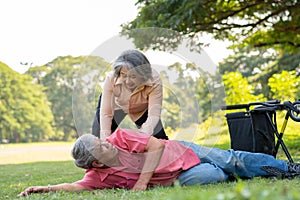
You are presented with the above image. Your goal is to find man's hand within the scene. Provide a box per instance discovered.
[132,179,148,191]
[17,186,49,197]
[17,183,86,197]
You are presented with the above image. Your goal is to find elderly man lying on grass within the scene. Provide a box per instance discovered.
[18,129,300,196]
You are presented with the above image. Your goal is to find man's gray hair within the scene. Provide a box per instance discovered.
[113,49,152,80]
[72,134,97,169]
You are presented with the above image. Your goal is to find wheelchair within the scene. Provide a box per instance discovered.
[222,100,300,163]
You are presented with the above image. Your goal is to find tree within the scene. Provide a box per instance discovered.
[26,56,110,140]
[268,70,300,101]
[218,46,277,78]
[122,0,300,51]
[159,61,223,127]
[121,0,300,110]
[222,72,266,105]
[160,71,181,130]
[0,62,54,142]
[218,46,300,99]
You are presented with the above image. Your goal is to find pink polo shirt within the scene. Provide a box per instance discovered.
[74,129,200,190]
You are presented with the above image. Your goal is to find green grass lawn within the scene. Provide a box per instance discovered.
[1,160,300,200]
[1,120,300,200]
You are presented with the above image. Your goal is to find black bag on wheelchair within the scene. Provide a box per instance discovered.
[225,108,276,155]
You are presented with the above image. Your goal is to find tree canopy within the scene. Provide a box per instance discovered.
[0,62,54,142]
[26,55,110,140]
[122,0,300,51]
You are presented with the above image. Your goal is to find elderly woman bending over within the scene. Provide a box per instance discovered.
[92,49,168,140]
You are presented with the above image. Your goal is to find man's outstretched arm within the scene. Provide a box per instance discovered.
[17,183,86,197]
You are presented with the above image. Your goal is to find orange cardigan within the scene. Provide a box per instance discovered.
[100,70,163,137]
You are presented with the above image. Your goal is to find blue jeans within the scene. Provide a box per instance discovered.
[177,141,288,186]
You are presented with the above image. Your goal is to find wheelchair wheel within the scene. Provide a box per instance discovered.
[289,102,300,122]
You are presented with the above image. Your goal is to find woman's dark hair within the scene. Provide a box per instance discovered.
[113,49,152,80]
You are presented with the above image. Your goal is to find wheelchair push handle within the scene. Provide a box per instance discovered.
[221,104,249,110]
[221,99,300,122]
[221,100,281,111]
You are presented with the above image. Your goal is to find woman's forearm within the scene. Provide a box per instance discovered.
[139,116,160,134]
[100,78,114,137]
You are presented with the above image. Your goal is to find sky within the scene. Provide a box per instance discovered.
[0,0,232,74]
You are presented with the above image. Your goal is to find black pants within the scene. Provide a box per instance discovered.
[92,94,168,140]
